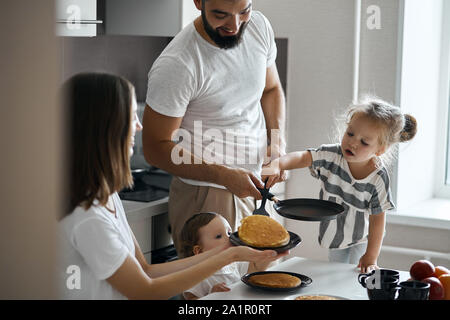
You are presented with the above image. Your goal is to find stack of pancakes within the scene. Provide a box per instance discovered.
[248,273,301,288]
[238,215,290,248]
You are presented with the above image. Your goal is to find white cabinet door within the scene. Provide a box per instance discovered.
[129,217,152,255]
[56,0,101,37]
[105,0,198,37]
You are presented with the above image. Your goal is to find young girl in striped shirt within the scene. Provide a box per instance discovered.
[263,96,417,273]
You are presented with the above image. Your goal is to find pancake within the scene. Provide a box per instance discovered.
[294,295,339,300]
[248,273,301,288]
[238,215,290,248]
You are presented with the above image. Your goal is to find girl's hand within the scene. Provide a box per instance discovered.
[262,159,285,189]
[358,254,379,273]
[210,282,231,293]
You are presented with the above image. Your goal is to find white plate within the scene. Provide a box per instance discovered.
[285,293,350,300]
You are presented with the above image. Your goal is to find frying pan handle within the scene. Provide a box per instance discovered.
[256,188,276,201]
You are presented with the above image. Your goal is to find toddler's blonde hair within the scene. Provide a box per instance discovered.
[334,95,417,168]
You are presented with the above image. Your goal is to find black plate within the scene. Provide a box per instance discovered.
[273,198,345,221]
[242,271,312,292]
[229,231,301,253]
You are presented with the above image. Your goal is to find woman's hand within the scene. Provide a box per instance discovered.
[250,249,290,273]
[228,245,286,265]
[211,282,231,293]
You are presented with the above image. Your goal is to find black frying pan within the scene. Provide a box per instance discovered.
[258,184,345,221]
[273,198,345,221]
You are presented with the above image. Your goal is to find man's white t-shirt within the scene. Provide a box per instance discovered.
[146,11,277,188]
[59,193,135,299]
[183,261,249,299]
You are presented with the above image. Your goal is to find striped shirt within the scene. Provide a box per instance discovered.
[308,144,395,249]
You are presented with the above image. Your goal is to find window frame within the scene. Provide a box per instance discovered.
[434,0,450,199]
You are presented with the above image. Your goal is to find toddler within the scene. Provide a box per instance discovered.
[263,96,417,273]
[180,212,281,299]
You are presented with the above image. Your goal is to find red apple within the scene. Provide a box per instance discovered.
[410,260,435,280]
[422,277,445,300]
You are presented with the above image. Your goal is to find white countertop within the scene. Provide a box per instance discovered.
[122,197,169,222]
[201,256,410,300]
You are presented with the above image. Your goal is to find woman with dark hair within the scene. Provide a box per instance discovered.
[59,72,282,300]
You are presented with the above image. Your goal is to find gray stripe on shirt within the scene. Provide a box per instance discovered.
[313,160,352,184]
[377,169,390,190]
[318,194,333,245]
[353,182,377,194]
[318,144,342,154]
[352,210,366,244]
[329,202,350,249]
[320,175,371,209]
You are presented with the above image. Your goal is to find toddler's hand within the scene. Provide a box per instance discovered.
[261,159,286,189]
[358,254,379,273]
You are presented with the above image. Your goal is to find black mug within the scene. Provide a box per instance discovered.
[358,268,400,288]
[397,280,430,300]
[363,276,400,300]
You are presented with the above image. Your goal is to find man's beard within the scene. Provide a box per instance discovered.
[201,11,248,49]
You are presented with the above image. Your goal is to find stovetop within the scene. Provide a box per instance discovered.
[119,169,172,202]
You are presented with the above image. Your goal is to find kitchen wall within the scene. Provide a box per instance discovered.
[60,36,288,102]
[254,0,358,261]
[60,36,171,101]
[358,0,403,202]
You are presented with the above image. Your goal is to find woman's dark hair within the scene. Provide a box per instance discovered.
[62,72,134,216]
[179,212,218,258]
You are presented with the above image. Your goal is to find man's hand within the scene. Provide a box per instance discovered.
[218,167,264,199]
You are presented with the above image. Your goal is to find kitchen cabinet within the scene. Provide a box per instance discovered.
[105,0,198,37]
[124,198,172,264]
[56,0,102,37]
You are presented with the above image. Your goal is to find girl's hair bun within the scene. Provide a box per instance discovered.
[400,114,417,142]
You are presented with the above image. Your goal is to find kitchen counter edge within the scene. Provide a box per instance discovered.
[122,197,169,222]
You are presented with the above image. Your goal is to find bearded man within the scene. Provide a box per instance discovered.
[142,0,287,254]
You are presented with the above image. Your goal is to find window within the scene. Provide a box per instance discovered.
[396,0,450,209]
[446,88,450,186]
[436,0,450,198]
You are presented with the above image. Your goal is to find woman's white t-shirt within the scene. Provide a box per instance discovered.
[59,193,135,299]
